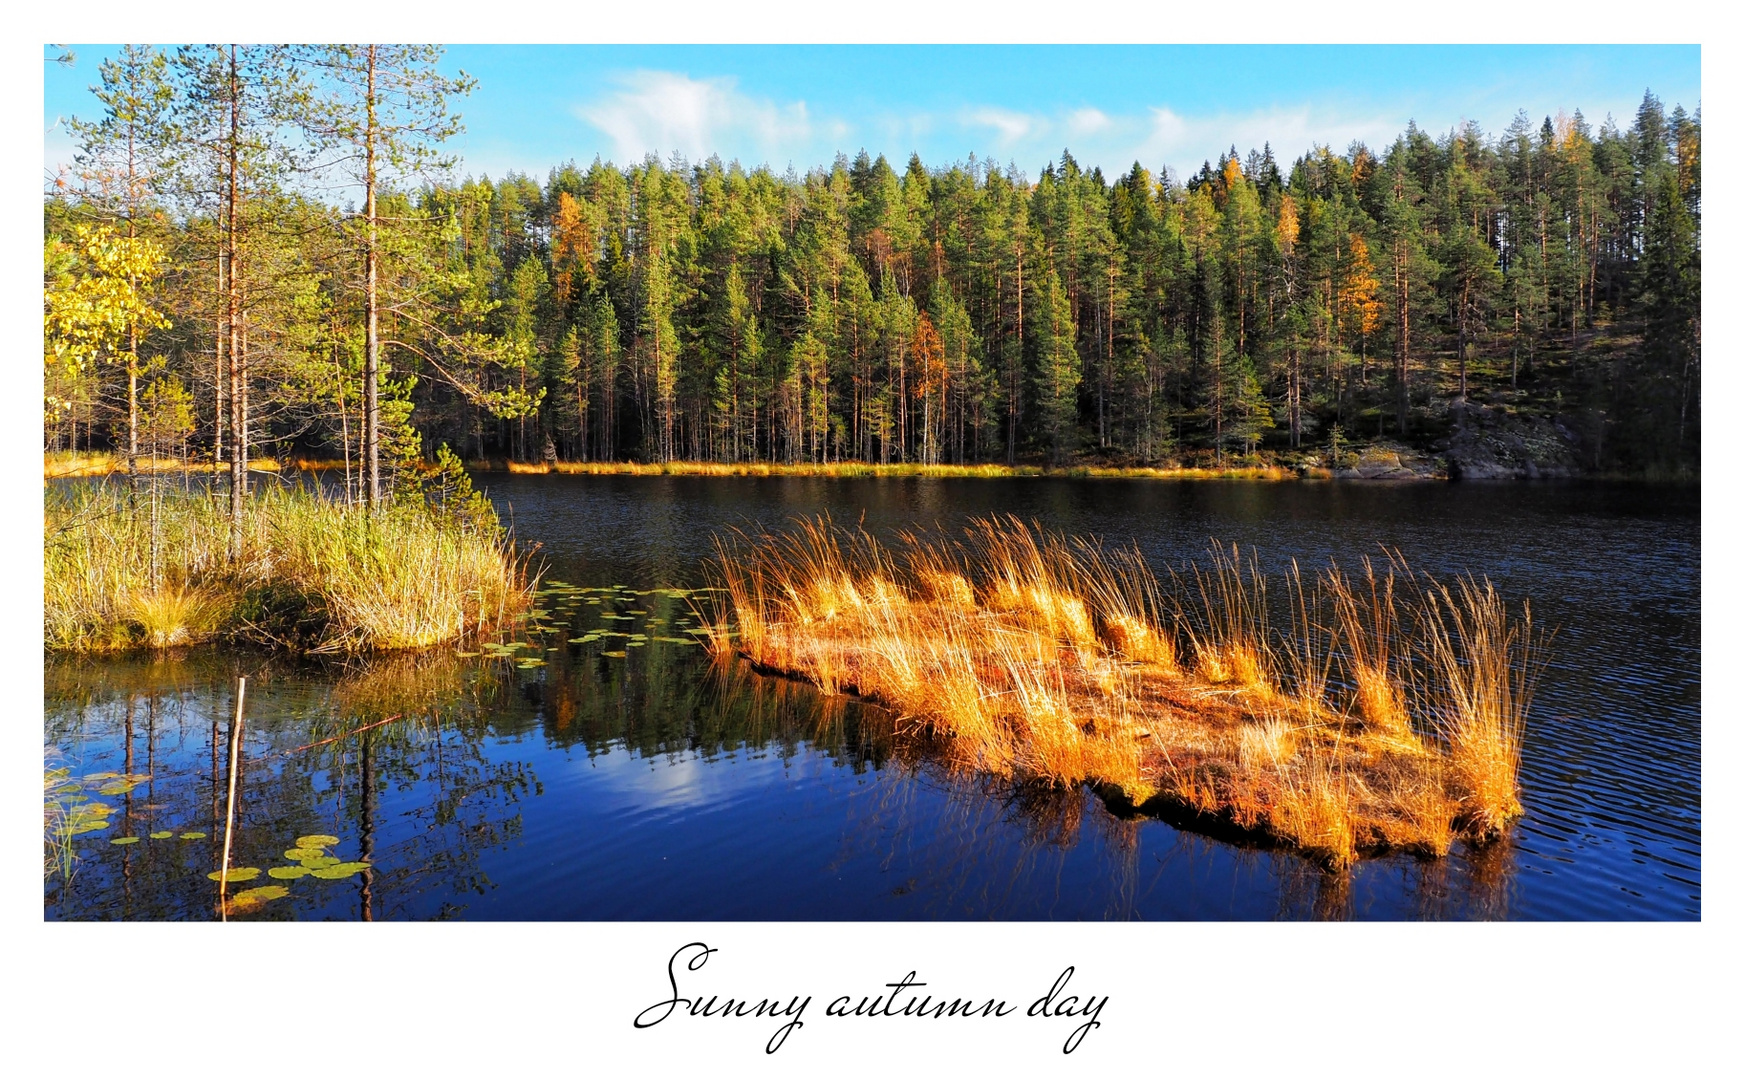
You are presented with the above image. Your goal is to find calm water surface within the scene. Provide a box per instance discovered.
[44,477,1699,920]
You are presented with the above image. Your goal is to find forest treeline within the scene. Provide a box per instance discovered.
[45,45,1702,493]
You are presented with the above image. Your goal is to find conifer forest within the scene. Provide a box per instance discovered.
[45,45,1701,486]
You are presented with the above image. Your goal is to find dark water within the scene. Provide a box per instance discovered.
[44,476,1699,920]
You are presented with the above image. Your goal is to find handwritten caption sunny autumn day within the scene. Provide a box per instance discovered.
[634,942,1109,1055]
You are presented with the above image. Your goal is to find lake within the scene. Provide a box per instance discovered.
[43,476,1700,920]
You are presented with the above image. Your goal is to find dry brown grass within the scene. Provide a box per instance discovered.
[485,459,1298,480]
[705,515,1542,869]
[45,484,529,653]
[44,451,282,477]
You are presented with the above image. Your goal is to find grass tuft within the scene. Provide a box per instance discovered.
[45,483,529,653]
[704,515,1542,869]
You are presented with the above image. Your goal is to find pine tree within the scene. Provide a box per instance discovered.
[297,45,474,504]
[1032,269,1081,464]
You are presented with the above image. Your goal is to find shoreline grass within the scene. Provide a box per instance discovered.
[703,516,1542,869]
[43,451,361,478]
[45,483,530,653]
[490,459,1303,481]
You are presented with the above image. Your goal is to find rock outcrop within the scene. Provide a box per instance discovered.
[1328,442,1444,480]
[1437,402,1584,480]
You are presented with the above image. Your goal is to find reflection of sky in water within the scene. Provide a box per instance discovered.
[578,745,763,812]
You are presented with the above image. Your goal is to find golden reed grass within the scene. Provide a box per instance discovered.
[491,459,1294,481]
[44,484,529,653]
[704,516,1541,869]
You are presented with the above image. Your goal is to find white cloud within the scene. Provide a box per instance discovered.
[1066,107,1112,138]
[576,70,816,166]
[960,106,1041,147]
[1139,104,1411,176]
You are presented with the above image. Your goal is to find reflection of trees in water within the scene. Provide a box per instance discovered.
[530,646,897,772]
[48,647,1527,921]
[45,651,537,921]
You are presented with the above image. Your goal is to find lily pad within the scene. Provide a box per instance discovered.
[284,848,325,862]
[110,836,139,845]
[231,885,289,904]
[97,780,139,796]
[267,865,310,880]
[455,651,480,658]
[601,650,627,658]
[296,834,340,848]
[207,867,261,882]
[150,830,173,839]
[180,831,206,840]
[302,856,339,870]
[309,861,371,880]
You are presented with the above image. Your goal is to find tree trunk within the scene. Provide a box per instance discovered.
[364,45,382,507]
[226,46,247,563]
[1394,243,1410,436]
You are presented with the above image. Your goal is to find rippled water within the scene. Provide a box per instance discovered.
[44,477,1699,920]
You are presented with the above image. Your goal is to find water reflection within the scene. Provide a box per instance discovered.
[47,477,1699,920]
[50,641,1499,922]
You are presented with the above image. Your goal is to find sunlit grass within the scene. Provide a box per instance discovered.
[487,459,1296,480]
[44,484,529,653]
[704,515,1543,869]
[44,451,283,477]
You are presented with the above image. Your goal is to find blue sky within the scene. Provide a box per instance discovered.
[44,45,1700,186]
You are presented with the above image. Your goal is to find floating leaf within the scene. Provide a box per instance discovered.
[302,856,339,870]
[627,641,646,648]
[267,865,310,880]
[53,783,83,795]
[180,831,206,840]
[110,836,139,845]
[98,780,139,796]
[207,867,261,882]
[517,659,546,668]
[150,830,173,839]
[284,848,325,862]
[296,835,340,848]
[601,650,627,658]
[310,861,371,880]
[455,651,480,658]
[232,885,289,904]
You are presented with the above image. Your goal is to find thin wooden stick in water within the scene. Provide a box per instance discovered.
[290,714,403,753]
[218,676,246,921]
